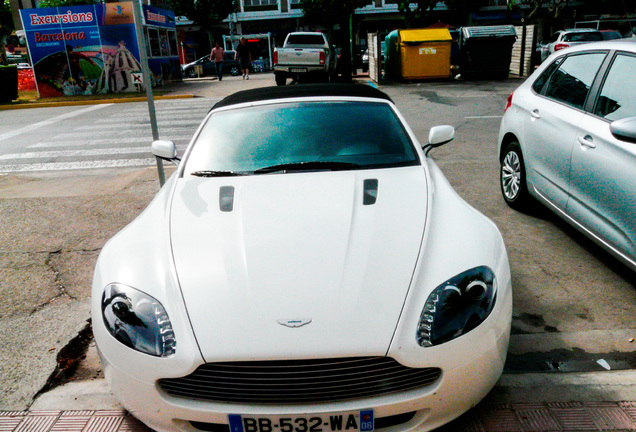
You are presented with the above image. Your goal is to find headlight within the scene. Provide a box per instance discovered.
[101,283,176,357]
[416,266,496,347]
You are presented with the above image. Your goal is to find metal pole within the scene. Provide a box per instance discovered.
[132,0,166,186]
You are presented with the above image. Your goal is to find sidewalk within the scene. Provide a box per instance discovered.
[0,76,213,111]
[3,371,636,432]
[3,362,636,431]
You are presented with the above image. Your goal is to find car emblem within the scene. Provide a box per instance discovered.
[277,318,312,328]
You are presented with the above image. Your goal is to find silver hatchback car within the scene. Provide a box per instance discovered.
[498,40,636,271]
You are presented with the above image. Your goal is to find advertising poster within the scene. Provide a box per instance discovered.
[20,3,177,98]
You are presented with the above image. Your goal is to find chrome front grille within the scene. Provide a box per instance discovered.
[158,357,441,404]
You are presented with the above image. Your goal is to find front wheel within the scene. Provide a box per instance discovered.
[500,141,531,210]
[186,68,197,78]
[229,66,240,76]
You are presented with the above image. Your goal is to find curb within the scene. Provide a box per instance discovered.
[0,94,196,111]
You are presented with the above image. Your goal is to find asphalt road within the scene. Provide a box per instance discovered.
[0,73,635,412]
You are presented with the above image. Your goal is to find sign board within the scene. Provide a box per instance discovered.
[19,2,178,98]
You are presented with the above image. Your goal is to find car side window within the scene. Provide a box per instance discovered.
[594,53,636,121]
[542,52,606,110]
[532,58,562,94]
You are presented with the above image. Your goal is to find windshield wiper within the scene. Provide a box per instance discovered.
[190,170,243,177]
[253,161,361,174]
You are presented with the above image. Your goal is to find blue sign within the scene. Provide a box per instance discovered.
[19,2,177,98]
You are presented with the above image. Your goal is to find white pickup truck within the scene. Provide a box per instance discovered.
[273,32,337,86]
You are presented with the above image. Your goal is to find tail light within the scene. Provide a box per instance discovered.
[504,93,513,112]
[554,43,569,51]
[273,50,278,65]
[319,51,326,65]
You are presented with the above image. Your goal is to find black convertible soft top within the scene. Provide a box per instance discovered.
[211,83,393,110]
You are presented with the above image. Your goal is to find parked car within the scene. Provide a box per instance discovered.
[93,84,512,432]
[499,40,636,272]
[181,50,241,78]
[540,28,603,62]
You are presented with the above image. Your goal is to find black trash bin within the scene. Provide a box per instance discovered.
[458,25,517,80]
[0,65,19,103]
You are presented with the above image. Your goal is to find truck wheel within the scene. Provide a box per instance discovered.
[275,73,286,86]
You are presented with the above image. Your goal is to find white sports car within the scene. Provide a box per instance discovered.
[92,84,512,432]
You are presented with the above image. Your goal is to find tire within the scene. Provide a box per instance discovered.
[186,68,197,78]
[275,73,286,86]
[230,66,240,76]
[500,141,531,210]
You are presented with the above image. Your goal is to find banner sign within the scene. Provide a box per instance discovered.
[20,2,177,98]
[143,5,175,29]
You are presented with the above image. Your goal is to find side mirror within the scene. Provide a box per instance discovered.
[610,116,636,144]
[152,140,180,162]
[423,125,455,155]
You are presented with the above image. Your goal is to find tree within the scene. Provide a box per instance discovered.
[396,0,438,28]
[514,0,568,21]
[300,0,369,81]
[167,0,237,46]
[1,0,13,65]
[444,0,489,25]
[37,0,99,7]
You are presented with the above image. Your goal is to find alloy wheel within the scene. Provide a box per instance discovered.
[501,151,521,200]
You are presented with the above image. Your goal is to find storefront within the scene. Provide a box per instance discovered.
[19,2,180,98]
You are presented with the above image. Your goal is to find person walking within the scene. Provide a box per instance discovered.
[210,42,224,81]
[235,38,251,80]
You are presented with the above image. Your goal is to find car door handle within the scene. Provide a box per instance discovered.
[577,135,596,149]
[530,109,541,119]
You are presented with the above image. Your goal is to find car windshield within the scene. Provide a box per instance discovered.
[564,32,603,42]
[287,34,325,45]
[184,101,420,176]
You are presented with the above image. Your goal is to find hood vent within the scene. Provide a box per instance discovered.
[219,186,235,212]
[363,179,379,205]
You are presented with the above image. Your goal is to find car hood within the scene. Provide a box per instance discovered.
[169,167,428,361]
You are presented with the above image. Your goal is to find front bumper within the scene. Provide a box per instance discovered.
[97,285,511,432]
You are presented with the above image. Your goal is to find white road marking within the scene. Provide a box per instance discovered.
[0,158,156,173]
[0,104,113,142]
[76,121,200,130]
[0,147,151,160]
[28,137,190,149]
[465,115,504,119]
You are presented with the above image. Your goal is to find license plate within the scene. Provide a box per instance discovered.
[229,410,374,432]
[290,68,307,73]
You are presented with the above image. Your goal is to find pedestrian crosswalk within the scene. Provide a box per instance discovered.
[0,98,215,173]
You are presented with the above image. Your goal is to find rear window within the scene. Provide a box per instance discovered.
[185,101,419,175]
[601,31,622,40]
[286,34,326,45]
[563,32,603,42]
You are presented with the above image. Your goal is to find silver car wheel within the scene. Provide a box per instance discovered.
[501,151,521,200]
